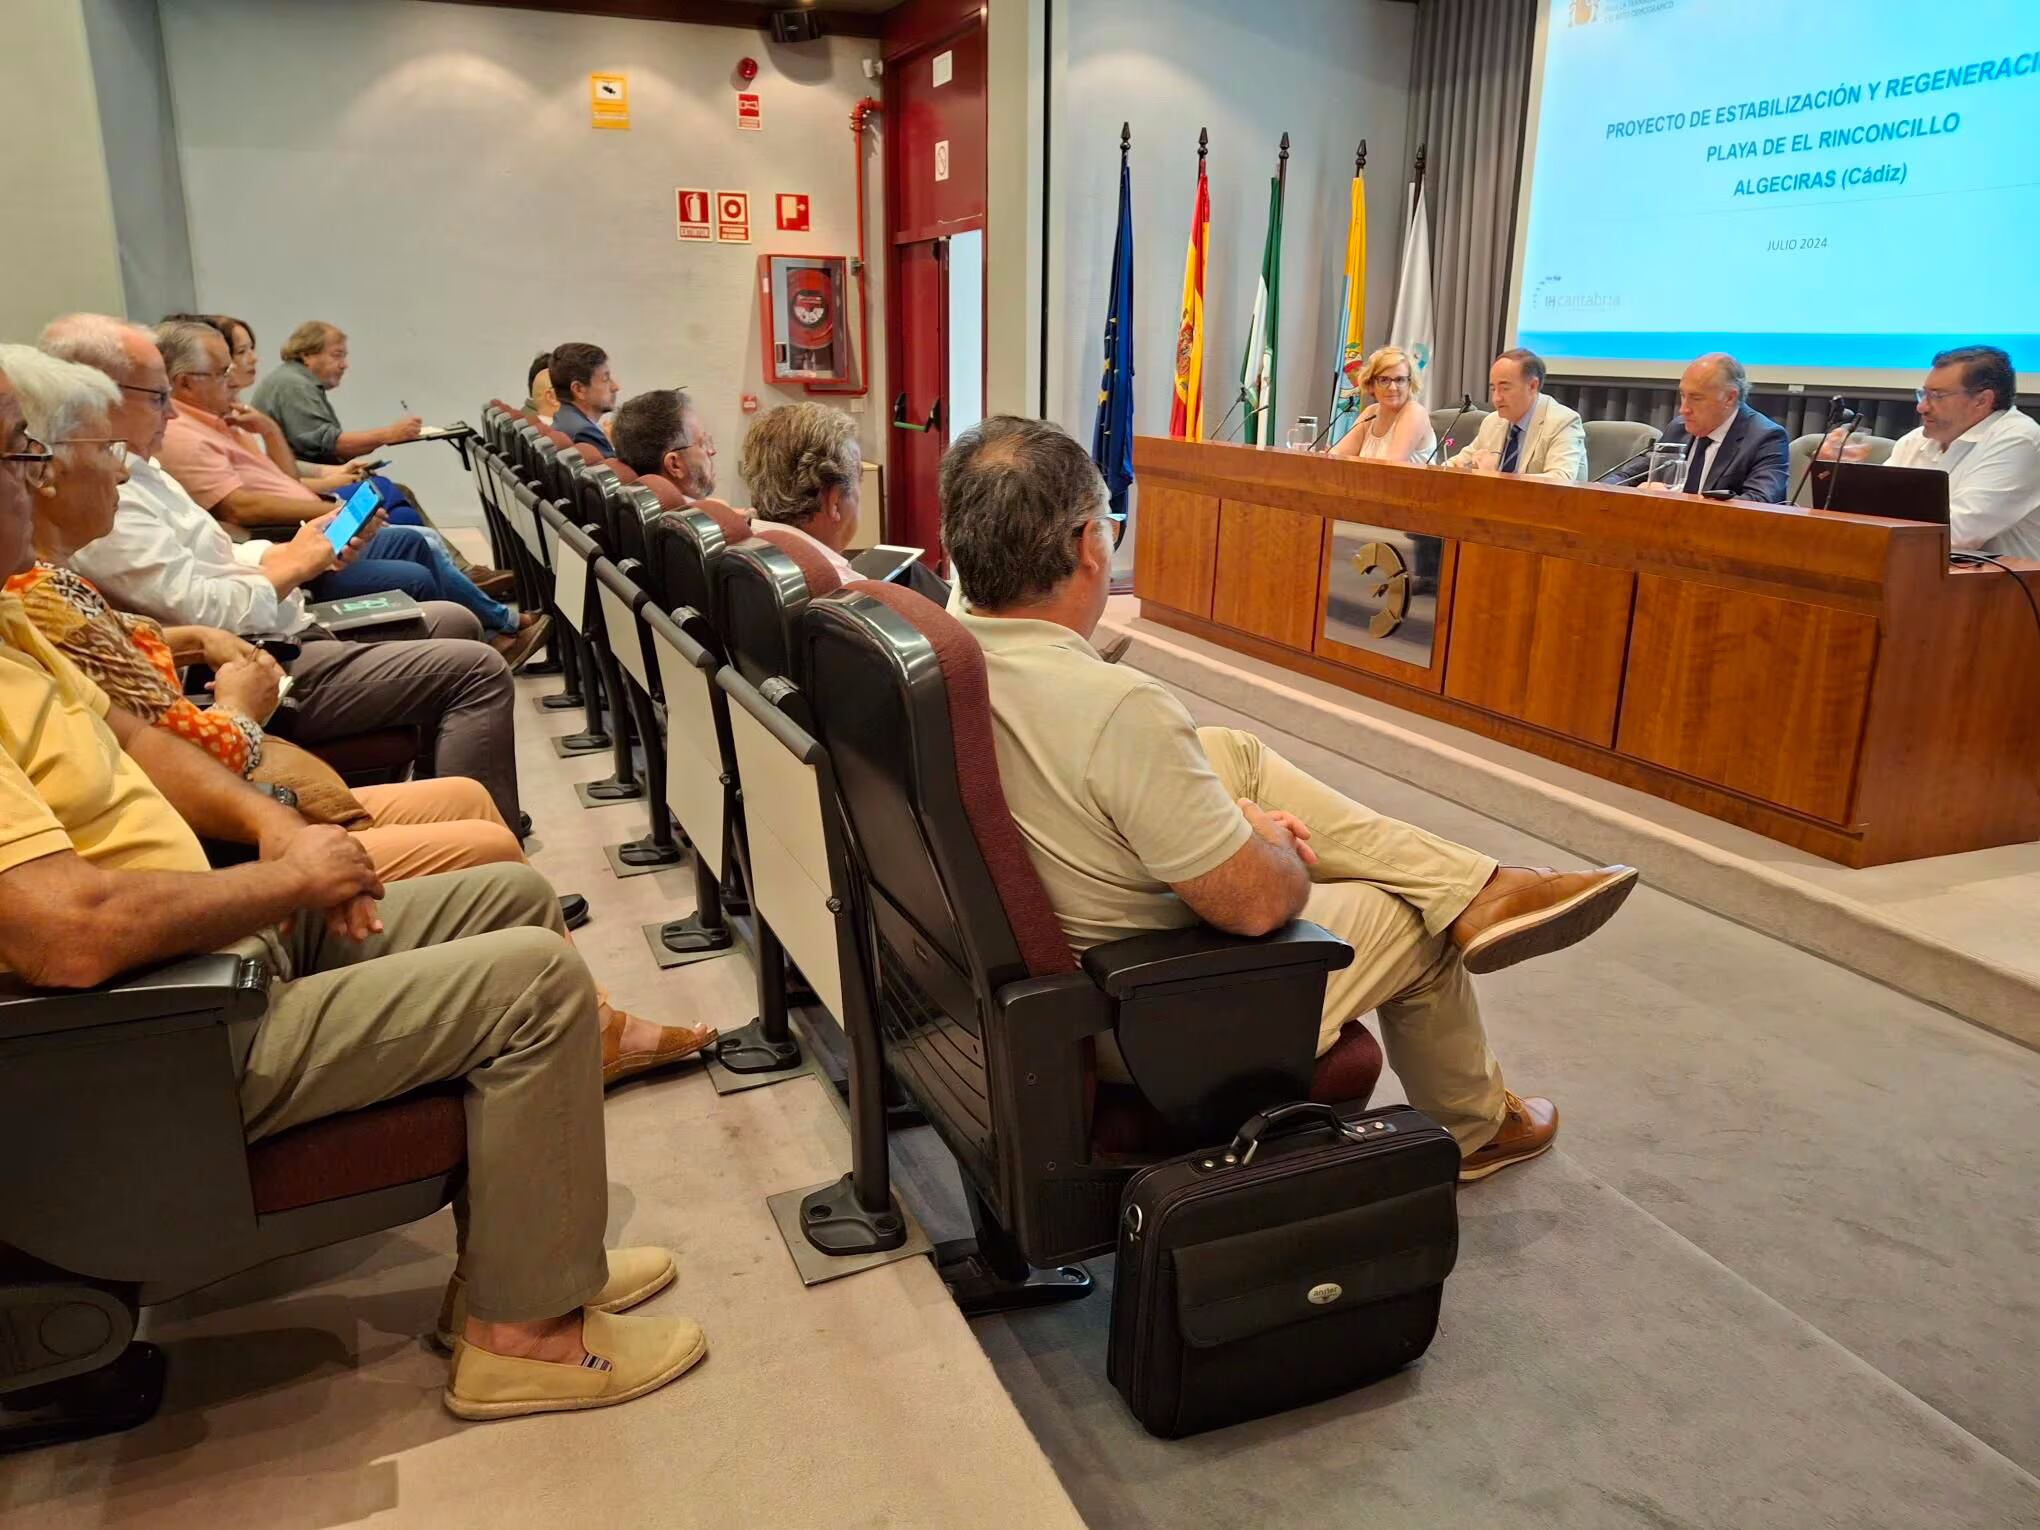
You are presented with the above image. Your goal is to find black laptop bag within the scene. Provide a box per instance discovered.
[1107,1101,1460,1438]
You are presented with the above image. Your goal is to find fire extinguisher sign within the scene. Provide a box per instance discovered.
[674,188,712,242]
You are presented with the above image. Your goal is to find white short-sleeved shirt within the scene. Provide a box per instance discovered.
[1887,409,2040,561]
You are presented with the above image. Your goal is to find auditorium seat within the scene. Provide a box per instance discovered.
[1584,418,1662,480]
[0,955,466,1449]
[795,581,1374,1312]
[1432,404,1491,451]
[1787,432,1899,505]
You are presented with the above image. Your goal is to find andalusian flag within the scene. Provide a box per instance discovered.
[1328,169,1368,443]
[1390,178,1435,388]
[1169,157,1210,439]
[1237,174,1283,446]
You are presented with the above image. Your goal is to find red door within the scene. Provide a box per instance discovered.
[890,237,949,557]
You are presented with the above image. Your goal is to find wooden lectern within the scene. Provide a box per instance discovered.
[1131,437,2040,867]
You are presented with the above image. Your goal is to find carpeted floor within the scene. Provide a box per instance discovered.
[944,694,2040,1529]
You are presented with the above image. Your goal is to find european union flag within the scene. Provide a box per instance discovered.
[1092,148,1135,516]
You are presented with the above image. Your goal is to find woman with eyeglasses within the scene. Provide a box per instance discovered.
[1327,346,1437,466]
[0,344,717,1085]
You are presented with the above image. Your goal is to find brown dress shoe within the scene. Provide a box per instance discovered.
[489,612,551,671]
[1449,865,1638,975]
[1459,1092,1558,1182]
[472,567,518,600]
[602,1009,718,1087]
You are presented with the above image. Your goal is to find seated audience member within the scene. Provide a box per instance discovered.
[249,319,422,465]
[739,402,857,576]
[0,361,708,1418]
[526,352,558,423]
[41,316,530,830]
[1600,353,1789,502]
[940,417,1642,1181]
[1448,348,1588,483]
[190,311,502,587]
[613,386,722,506]
[1872,346,2038,558]
[152,320,545,662]
[548,342,619,456]
[1328,346,1437,464]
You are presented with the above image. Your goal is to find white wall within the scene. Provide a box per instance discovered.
[1048,0,1415,448]
[0,0,125,340]
[159,0,886,520]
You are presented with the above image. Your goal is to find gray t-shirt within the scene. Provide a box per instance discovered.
[250,360,344,464]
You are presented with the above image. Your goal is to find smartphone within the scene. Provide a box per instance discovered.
[359,459,390,472]
[324,480,382,553]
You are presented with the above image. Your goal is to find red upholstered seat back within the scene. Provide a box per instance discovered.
[571,441,605,466]
[637,473,685,510]
[542,427,570,448]
[695,503,753,546]
[842,580,1076,979]
[604,457,639,484]
[753,524,843,600]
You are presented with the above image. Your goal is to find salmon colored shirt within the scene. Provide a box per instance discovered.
[157,402,322,513]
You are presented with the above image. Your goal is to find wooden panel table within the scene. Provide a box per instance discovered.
[1131,437,2040,867]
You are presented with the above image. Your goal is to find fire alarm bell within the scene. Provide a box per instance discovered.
[737,57,759,82]
[757,253,857,388]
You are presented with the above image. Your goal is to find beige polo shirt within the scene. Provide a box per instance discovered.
[956,611,1252,950]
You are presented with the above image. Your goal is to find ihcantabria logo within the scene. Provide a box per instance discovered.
[1531,274,1622,313]
[1570,0,1678,24]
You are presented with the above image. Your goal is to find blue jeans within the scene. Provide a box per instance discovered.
[311,526,515,633]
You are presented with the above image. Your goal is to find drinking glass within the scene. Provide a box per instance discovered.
[1646,441,1688,491]
[1287,417,1320,452]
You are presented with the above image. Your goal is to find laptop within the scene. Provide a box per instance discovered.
[1808,460,1950,527]
[849,544,926,583]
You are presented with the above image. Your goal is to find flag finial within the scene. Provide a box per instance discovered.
[1197,126,1208,164]
[1120,122,1131,162]
[1279,131,1290,164]
[1357,139,1367,173]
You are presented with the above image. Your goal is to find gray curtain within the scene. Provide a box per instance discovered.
[1403,0,1536,408]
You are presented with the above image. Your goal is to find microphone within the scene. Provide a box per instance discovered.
[1217,399,1271,446]
[1789,396,1856,508]
[1426,395,1474,466]
[1307,410,1343,452]
[1597,442,1658,487]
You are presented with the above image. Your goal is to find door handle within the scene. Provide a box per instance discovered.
[891,392,940,433]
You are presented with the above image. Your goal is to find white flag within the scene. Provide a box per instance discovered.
[1389,181,1435,388]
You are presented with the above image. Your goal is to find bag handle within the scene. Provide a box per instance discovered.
[1230,1101,1362,1165]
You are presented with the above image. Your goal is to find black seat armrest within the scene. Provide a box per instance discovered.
[0,954,270,1040]
[1084,921,1355,1149]
[1081,919,1355,1001]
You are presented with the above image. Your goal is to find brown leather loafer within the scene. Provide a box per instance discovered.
[1459,1092,1558,1182]
[602,1010,718,1087]
[489,613,551,671]
[1450,865,1638,975]
[472,567,518,600]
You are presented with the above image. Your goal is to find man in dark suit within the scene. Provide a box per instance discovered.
[1601,353,1789,502]
[547,340,618,457]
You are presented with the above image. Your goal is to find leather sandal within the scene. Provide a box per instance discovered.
[602,1009,718,1087]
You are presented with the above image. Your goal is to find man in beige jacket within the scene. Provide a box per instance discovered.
[1447,348,1589,483]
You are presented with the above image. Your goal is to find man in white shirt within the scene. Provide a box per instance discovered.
[1446,348,1588,484]
[38,315,529,829]
[1885,346,2040,561]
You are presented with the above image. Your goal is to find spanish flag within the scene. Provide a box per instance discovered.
[1169,156,1210,439]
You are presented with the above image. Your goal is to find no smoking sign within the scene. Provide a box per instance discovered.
[715,190,751,243]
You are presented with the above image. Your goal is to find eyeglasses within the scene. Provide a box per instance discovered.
[53,437,126,465]
[1916,386,1978,405]
[1079,512,1128,551]
[2,436,55,489]
[1376,375,1413,388]
[120,381,172,409]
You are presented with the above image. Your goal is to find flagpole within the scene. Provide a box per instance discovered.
[1324,138,1365,431]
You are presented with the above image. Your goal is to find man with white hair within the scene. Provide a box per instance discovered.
[40,314,530,831]
[1598,353,1790,503]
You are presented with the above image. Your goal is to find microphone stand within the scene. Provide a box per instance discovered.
[1789,396,1852,507]
[1820,412,1863,510]
[1425,396,1474,465]
[1597,442,1657,487]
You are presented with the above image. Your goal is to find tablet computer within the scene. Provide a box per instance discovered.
[849,544,926,583]
[324,480,383,553]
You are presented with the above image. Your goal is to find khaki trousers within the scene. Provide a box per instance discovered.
[1198,727,1509,1151]
[351,777,524,882]
[229,862,609,1323]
